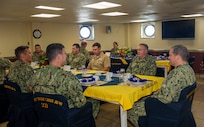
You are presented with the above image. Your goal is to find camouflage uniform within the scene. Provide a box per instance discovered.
[32,50,46,62]
[8,60,34,93]
[67,53,86,69]
[127,64,196,127]
[87,52,110,70]
[126,55,156,76]
[0,58,11,84]
[29,65,86,108]
[80,47,90,62]
[110,48,119,56]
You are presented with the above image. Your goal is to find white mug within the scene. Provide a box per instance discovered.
[123,75,129,82]
[93,75,99,81]
[107,72,113,77]
[105,76,112,82]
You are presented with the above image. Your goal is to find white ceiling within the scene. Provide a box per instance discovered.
[0,0,204,23]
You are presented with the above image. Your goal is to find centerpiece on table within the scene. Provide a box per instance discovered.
[38,52,48,67]
[117,47,133,58]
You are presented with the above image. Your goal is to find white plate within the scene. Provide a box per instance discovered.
[82,74,93,78]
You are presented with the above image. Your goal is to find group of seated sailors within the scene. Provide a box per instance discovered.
[0,42,196,127]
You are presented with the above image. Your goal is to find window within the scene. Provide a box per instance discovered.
[79,25,94,40]
[141,22,155,38]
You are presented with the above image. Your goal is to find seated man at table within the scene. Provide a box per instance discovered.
[29,43,86,108]
[127,45,196,127]
[0,57,11,84]
[87,42,110,71]
[80,40,90,64]
[29,43,100,118]
[8,46,34,93]
[126,43,156,76]
[66,43,86,69]
[32,44,46,62]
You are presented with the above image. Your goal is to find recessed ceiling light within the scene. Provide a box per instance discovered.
[181,14,203,18]
[83,1,121,9]
[101,12,128,16]
[130,19,149,23]
[35,6,64,11]
[31,13,61,18]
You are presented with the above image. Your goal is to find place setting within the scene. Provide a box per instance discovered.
[118,74,151,87]
[79,72,115,86]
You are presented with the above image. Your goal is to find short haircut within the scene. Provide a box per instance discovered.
[72,43,80,49]
[15,46,29,59]
[171,45,189,62]
[139,43,149,50]
[35,44,40,47]
[46,43,65,62]
[81,41,87,46]
[92,42,101,48]
[113,42,118,46]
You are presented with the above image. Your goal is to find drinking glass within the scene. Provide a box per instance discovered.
[119,68,125,82]
[81,65,86,75]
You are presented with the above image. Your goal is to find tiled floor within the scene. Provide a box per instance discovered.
[1,75,204,127]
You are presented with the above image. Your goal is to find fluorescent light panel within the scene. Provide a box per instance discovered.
[181,14,203,18]
[101,12,128,16]
[31,13,61,18]
[35,6,64,11]
[130,19,149,23]
[83,1,121,9]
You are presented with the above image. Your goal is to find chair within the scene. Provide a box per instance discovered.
[33,92,96,127]
[0,84,9,122]
[138,82,197,127]
[3,80,37,127]
[110,58,129,72]
[155,67,165,77]
[188,56,195,68]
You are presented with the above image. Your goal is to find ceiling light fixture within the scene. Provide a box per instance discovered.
[181,14,203,18]
[130,19,149,23]
[31,13,61,18]
[83,1,121,9]
[101,12,128,16]
[35,6,64,11]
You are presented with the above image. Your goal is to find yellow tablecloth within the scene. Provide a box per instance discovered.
[83,75,164,111]
[156,60,171,72]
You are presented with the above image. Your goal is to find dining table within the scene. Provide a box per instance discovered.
[75,70,164,127]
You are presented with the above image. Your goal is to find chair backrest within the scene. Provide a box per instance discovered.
[155,67,165,77]
[0,84,9,122]
[3,80,37,127]
[188,56,195,68]
[178,82,196,107]
[110,58,129,72]
[3,80,33,107]
[33,92,69,126]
